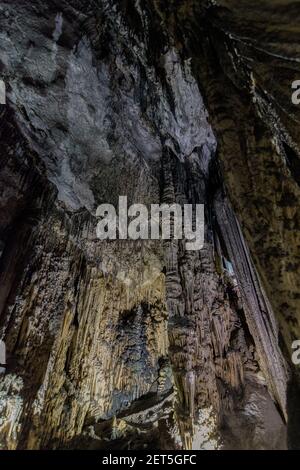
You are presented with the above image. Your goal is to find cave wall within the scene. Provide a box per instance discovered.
[0,0,298,450]
[158,0,300,366]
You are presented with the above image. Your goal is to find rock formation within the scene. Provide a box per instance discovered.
[0,0,299,450]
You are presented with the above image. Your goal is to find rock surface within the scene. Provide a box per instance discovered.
[0,0,299,449]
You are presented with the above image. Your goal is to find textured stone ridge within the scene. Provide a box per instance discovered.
[0,0,298,449]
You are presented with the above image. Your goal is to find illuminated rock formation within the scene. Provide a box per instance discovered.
[0,0,299,449]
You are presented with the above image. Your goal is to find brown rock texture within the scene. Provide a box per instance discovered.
[0,0,299,450]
